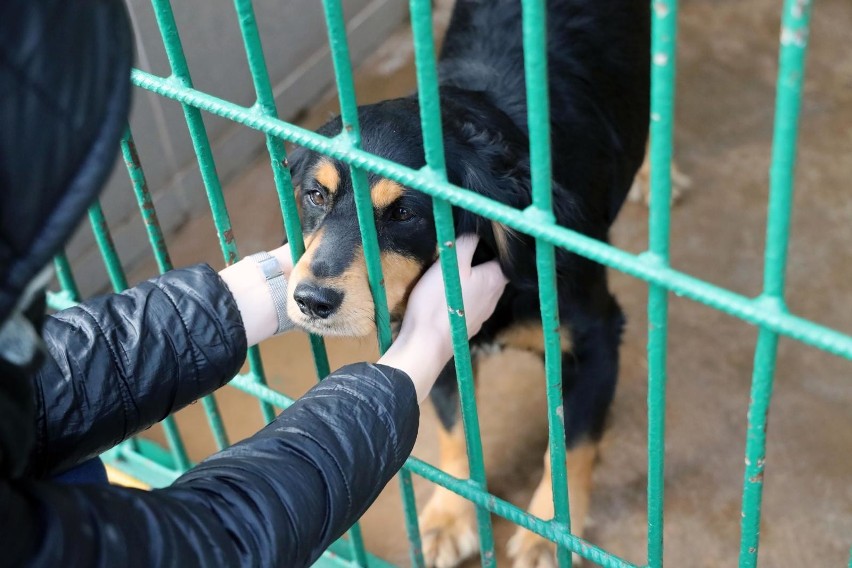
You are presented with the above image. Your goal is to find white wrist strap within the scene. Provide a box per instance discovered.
[247,252,292,335]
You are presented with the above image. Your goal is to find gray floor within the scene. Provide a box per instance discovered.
[135,1,852,566]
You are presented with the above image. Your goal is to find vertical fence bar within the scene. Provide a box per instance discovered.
[321,0,393,352]
[244,349,275,423]
[646,0,679,566]
[149,0,232,450]
[520,1,572,565]
[53,253,80,302]
[410,1,496,565]
[320,1,393,563]
[120,127,193,471]
[151,0,238,267]
[86,202,135,452]
[88,203,130,293]
[399,463,425,568]
[739,0,812,566]
[122,130,173,273]
[232,0,331,382]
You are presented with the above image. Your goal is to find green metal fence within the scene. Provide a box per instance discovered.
[44,0,851,566]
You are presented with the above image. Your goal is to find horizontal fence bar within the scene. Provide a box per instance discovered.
[230,374,293,413]
[127,68,852,361]
[404,457,639,568]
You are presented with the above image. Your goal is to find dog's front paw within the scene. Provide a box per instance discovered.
[507,528,571,568]
[419,490,479,568]
[628,160,691,207]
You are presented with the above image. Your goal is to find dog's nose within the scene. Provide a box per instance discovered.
[293,283,343,319]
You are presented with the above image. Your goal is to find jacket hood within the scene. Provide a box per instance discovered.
[0,0,134,322]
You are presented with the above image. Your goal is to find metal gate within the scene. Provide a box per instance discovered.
[47,0,851,566]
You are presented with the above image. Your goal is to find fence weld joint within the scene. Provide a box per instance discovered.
[754,294,788,315]
[638,251,669,267]
[522,205,556,224]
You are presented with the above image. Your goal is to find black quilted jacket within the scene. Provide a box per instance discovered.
[0,2,419,566]
[6,265,418,567]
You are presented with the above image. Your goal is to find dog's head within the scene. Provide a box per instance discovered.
[286,96,536,337]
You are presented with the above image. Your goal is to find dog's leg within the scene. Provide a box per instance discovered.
[509,295,624,567]
[628,139,691,206]
[507,443,598,568]
[420,361,479,568]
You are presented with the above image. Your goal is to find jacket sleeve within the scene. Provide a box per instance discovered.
[29,264,248,477]
[8,363,419,568]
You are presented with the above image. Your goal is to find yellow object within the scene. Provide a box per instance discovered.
[105,465,149,490]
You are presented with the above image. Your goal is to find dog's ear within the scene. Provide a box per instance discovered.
[449,139,535,282]
[447,118,581,286]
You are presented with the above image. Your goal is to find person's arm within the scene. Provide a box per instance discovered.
[30,264,249,477]
[379,235,507,403]
[6,362,418,568]
[13,236,505,568]
[29,242,296,478]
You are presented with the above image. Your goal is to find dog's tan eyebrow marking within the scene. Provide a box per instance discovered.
[313,159,340,194]
[371,179,404,209]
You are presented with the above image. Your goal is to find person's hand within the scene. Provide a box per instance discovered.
[378,235,508,403]
[399,235,507,360]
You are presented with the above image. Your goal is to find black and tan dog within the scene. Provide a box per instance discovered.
[285,1,649,566]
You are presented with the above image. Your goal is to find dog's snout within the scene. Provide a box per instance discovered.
[293,283,343,320]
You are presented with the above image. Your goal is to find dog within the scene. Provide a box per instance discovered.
[284,1,649,566]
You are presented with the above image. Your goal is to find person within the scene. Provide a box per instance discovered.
[0,1,508,567]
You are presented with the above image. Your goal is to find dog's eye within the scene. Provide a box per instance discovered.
[390,206,414,222]
[306,189,326,207]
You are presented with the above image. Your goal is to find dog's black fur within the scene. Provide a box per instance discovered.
[288,0,648,456]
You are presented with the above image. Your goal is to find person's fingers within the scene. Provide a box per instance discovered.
[472,259,509,289]
[467,262,508,309]
[453,234,480,270]
[458,259,507,336]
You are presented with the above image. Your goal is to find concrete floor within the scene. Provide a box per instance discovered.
[133,0,852,566]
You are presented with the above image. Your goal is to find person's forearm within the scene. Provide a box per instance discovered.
[32,265,247,477]
[377,328,452,404]
[219,245,293,347]
[168,363,419,566]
